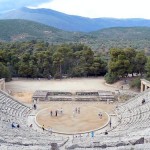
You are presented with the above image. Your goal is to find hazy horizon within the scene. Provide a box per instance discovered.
[0,0,150,19]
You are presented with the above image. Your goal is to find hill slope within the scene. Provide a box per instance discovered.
[0,19,84,42]
[1,19,150,53]
[88,27,150,51]
[1,7,150,32]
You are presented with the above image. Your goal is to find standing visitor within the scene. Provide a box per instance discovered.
[56,110,57,117]
[50,110,53,116]
[78,107,80,114]
[33,104,36,110]
[42,125,45,131]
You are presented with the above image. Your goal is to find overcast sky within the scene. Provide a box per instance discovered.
[1,0,150,19]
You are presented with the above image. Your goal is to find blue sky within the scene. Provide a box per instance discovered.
[0,0,51,12]
[0,0,150,19]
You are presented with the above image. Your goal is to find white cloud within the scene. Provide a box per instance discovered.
[0,0,51,12]
[35,0,150,19]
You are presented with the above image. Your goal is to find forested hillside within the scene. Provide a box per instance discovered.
[0,19,83,43]
[1,20,150,53]
[89,27,150,53]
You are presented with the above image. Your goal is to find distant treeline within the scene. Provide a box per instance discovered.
[0,41,150,83]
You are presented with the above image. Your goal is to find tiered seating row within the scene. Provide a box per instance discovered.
[66,90,150,149]
[0,90,68,148]
[0,92,30,118]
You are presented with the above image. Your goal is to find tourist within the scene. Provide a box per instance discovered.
[57,109,60,115]
[78,107,80,114]
[56,110,57,117]
[42,125,45,131]
[17,124,20,128]
[11,122,20,128]
[11,122,15,128]
[98,112,102,119]
[91,131,94,137]
[105,130,108,135]
[101,113,103,119]
[75,107,78,113]
[109,120,112,128]
[142,99,145,105]
[50,128,53,134]
[50,110,53,116]
[33,104,36,110]
[30,124,33,128]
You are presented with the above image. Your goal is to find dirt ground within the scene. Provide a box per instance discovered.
[36,101,115,134]
[11,92,33,103]
[6,77,121,93]
[6,77,121,104]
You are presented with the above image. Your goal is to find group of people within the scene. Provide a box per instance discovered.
[11,122,20,128]
[73,107,80,117]
[50,108,63,117]
[75,107,80,114]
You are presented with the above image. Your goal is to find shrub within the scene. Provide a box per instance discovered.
[104,72,118,84]
[54,72,62,79]
[129,77,141,89]
[0,63,11,81]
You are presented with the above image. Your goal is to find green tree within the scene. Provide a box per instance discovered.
[124,48,136,76]
[109,49,130,78]
[145,57,150,78]
[135,51,147,76]
[0,62,11,81]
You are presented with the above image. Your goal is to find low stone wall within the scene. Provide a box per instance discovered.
[141,79,150,92]
[0,78,5,91]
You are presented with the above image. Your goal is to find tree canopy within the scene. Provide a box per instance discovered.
[0,41,107,80]
[105,48,147,83]
[0,41,149,83]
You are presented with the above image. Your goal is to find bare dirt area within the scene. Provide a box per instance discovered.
[6,77,121,103]
[36,101,115,134]
[6,77,122,104]
[11,92,33,103]
[6,77,120,93]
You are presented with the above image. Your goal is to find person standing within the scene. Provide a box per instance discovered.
[91,131,94,137]
[75,107,78,113]
[42,125,45,131]
[50,110,53,116]
[109,119,112,128]
[33,104,36,110]
[78,107,80,114]
[56,110,57,117]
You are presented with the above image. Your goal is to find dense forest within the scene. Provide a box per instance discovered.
[0,41,150,84]
[0,41,107,81]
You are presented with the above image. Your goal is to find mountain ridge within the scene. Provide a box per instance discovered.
[1,7,150,32]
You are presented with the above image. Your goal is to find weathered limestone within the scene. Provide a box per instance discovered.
[0,78,5,91]
[141,79,150,92]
